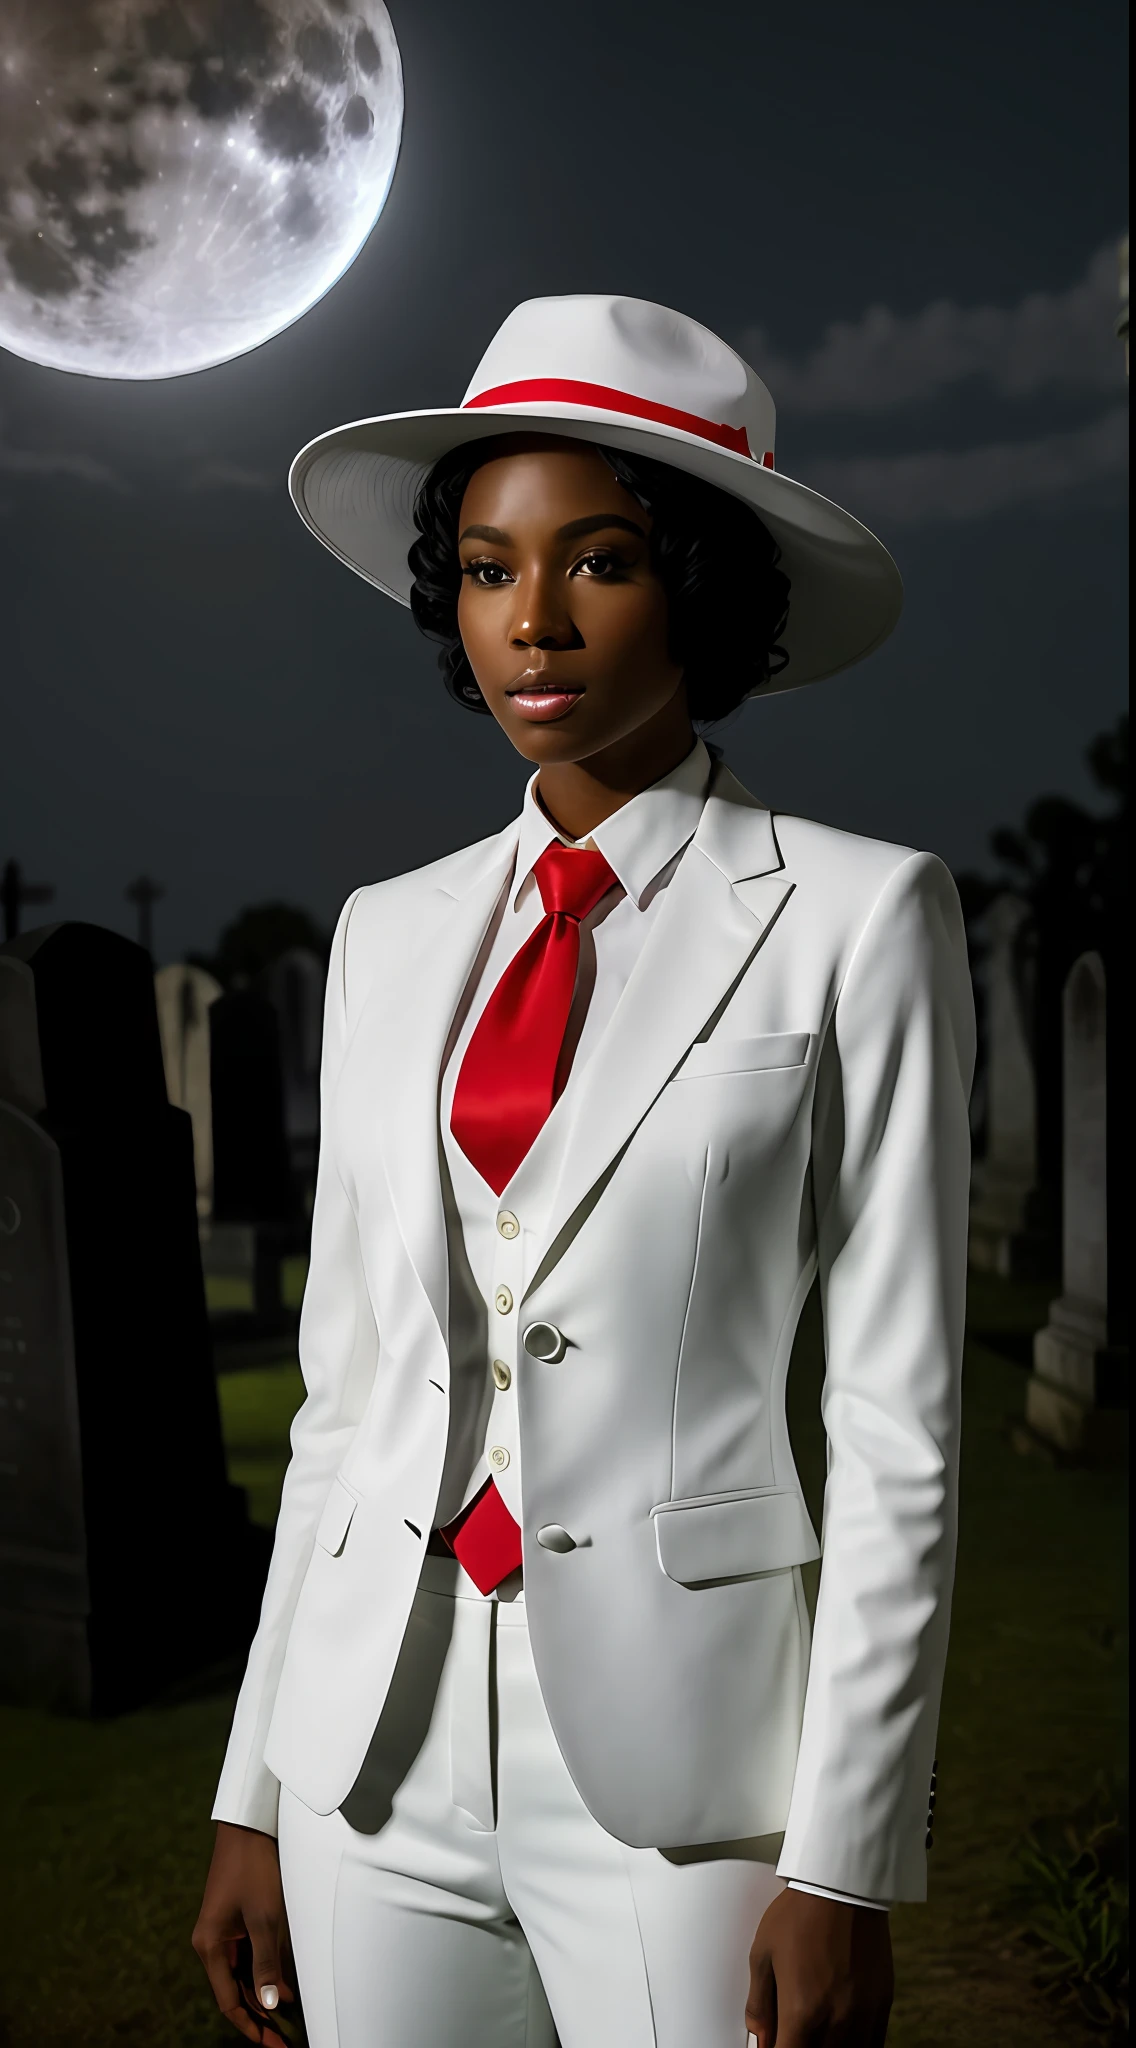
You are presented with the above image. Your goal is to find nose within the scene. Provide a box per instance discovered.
[509,564,582,651]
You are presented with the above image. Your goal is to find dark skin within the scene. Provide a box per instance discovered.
[194,434,894,2047]
[454,433,693,835]
[193,1823,295,2047]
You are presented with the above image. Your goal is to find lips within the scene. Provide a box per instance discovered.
[506,675,584,722]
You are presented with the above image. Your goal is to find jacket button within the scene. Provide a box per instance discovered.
[522,1320,566,1362]
[489,1445,510,1471]
[925,1829,934,1850]
[536,1525,576,1552]
[494,1286,513,1315]
[491,1359,512,1390]
[496,1211,520,1239]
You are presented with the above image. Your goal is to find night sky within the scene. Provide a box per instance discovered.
[1,0,1128,963]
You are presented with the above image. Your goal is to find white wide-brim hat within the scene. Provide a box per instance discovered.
[289,294,902,694]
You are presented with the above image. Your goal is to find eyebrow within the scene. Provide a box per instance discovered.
[458,512,648,545]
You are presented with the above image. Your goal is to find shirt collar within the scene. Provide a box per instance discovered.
[512,738,713,911]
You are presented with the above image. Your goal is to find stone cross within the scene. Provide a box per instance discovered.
[1,859,55,943]
[1023,953,1127,1462]
[124,874,164,956]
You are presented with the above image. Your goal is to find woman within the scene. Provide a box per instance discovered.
[194,295,973,2048]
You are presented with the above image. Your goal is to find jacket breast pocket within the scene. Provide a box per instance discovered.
[676,1031,811,1081]
[652,1486,820,1585]
[314,1475,359,1558]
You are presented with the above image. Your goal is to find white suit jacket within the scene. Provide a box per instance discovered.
[213,759,974,1904]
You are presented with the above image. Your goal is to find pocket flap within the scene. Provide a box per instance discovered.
[315,1476,359,1557]
[652,1486,820,1584]
[677,1032,811,1080]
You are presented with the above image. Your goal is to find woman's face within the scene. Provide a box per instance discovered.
[455,435,688,769]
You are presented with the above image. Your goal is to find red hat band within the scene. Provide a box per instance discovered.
[462,376,775,468]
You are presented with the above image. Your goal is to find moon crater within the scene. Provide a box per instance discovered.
[0,0,403,378]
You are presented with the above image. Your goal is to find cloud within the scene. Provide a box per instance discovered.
[0,432,279,510]
[744,244,1127,415]
[802,404,1128,527]
[0,424,123,487]
[186,458,277,492]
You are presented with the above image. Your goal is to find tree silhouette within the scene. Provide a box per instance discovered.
[192,902,329,990]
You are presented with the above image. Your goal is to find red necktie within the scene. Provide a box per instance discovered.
[440,841,617,1593]
[451,842,617,1194]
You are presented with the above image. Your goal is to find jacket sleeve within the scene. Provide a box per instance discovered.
[777,851,975,1903]
[211,887,380,1836]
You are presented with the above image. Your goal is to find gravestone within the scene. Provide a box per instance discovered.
[202,991,303,1328]
[1020,954,1128,1462]
[0,924,269,1714]
[968,894,1054,1278]
[154,963,222,1218]
[260,948,324,1203]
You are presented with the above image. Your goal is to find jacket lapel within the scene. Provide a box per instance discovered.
[362,823,521,1348]
[531,764,793,1284]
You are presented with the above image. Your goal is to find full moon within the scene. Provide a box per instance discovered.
[0,0,403,379]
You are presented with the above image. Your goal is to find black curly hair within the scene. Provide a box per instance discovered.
[407,437,790,723]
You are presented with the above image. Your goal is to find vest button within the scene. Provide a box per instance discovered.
[496,1211,520,1239]
[522,1321,567,1362]
[494,1286,513,1315]
[489,1445,510,1471]
[535,1525,576,1552]
[492,1359,512,1390]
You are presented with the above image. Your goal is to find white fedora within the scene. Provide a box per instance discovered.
[288,294,902,693]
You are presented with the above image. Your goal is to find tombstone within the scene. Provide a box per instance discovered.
[201,991,304,1329]
[0,923,269,1715]
[968,894,1055,1279]
[260,948,324,1203]
[1019,955,1128,1462]
[154,964,222,1218]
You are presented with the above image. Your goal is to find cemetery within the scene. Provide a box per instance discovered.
[0,0,1125,2030]
[0,719,1127,2047]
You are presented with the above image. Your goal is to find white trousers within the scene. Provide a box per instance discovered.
[277,1556,783,2048]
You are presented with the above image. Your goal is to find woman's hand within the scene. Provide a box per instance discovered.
[192,1821,297,2047]
[746,1888,894,2046]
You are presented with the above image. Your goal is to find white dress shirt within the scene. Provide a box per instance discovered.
[434,737,887,1911]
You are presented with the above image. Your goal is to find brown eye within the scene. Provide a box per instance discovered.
[575,551,615,576]
[463,559,512,587]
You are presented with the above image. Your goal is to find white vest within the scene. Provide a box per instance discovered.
[439,984,592,1533]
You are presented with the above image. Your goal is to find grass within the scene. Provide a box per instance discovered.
[203,1256,309,1318]
[0,1276,1126,2048]
[219,1360,305,1530]
[1011,1792,1129,2035]
[884,1327,1127,2046]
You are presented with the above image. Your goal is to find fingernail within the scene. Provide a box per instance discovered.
[259,1984,279,2010]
